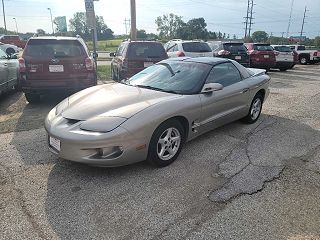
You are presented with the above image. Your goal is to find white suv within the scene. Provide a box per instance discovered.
[164,40,213,58]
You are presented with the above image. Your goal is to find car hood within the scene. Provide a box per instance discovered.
[61,83,181,121]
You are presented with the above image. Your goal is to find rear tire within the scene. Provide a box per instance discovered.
[242,93,263,124]
[25,93,40,104]
[299,55,309,65]
[147,119,185,168]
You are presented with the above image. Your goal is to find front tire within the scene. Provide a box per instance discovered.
[25,93,40,103]
[299,56,309,65]
[147,119,185,167]
[242,94,263,124]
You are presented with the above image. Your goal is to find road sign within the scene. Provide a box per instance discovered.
[54,16,67,32]
[85,0,96,29]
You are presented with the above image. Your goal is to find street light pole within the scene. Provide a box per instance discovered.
[13,17,18,34]
[47,8,55,35]
[1,0,7,34]
[130,0,137,40]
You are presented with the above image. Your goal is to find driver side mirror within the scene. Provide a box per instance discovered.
[201,83,224,93]
[109,52,116,57]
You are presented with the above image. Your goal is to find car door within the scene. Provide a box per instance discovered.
[199,62,251,133]
[0,49,9,92]
[7,57,18,88]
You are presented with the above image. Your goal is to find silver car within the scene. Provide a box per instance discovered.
[45,57,270,167]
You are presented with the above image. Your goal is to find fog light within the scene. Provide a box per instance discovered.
[98,146,123,159]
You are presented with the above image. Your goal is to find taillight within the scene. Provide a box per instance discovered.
[314,52,320,57]
[85,57,94,71]
[18,58,26,72]
[177,51,185,57]
[218,50,231,56]
[250,50,258,54]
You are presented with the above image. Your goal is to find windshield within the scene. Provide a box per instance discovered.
[25,39,86,58]
[273,46,292,52]
[125,61,211,94]
[127,42,167,59]
[223,43,247,53]
[182,42,212,53]
[253,44,273,51]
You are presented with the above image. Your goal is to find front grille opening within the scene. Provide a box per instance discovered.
[65,118,80,125]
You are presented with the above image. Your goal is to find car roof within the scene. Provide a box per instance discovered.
[163,57,229,66]
[29,36,82,41]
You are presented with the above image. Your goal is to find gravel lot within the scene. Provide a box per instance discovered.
[0,64,320,240]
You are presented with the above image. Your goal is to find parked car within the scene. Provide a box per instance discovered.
[164,39,212,58]
[271,45,295,71]
[0,42,20,53]
[208,41,250,67]
[19,36,96,103]
[245,43,276,70]
[45,57,270,167]
[0,47,19,96]
[110,40,168,81]
[287,45,320,65]
[0,35,27,49]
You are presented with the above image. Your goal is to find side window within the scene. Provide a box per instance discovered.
[211,44,219,51]
[206,63,242,87]
[173,44,179,51]
[0,49,7,59]
[116,44,124,56]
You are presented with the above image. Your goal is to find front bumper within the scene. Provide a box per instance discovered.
[45,114,149,167]
[274,61,294,69]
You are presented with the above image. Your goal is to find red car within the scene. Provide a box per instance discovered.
[0,35,27,49]
[245,43,276,70]
[19,36,97,103]
[110,40,168,81]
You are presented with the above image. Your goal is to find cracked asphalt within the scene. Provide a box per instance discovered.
[0,64,320,240]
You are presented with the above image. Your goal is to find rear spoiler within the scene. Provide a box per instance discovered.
[247,68,266,76]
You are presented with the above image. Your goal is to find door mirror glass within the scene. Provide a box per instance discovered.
[201,83,224,93]
[10,54,18,59]
[92,52,98,59]
[109,52,116,57]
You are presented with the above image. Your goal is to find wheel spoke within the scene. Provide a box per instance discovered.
[167,147,174,155]
[159,146,166,157]
[171,136,180,143]
[166,128,173,138]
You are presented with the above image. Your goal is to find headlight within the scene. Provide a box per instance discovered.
[55,98,69,116]
[80,116,127,132]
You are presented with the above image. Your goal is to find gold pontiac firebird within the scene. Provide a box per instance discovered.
[45,57,270,167]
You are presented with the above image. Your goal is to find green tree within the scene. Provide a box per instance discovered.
[252,31,268,43]
[314,36,320,48]
[137,29,148,39]
[184,18,208,40]
[155,13,185,39]
[69,12,113,40]
[36,29,46,35]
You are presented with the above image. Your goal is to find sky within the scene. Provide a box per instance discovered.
[1,0,320,38]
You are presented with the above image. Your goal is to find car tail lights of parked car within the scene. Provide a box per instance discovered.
[85,57,94,71]
[217,50,231,56]
[18,58,26,72]
[176,51,185,57]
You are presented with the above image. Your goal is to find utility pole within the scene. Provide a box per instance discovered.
[300,6,307,42]
[286,0,294,38]
[244,0,250,39]
[281,32,285,44]
[248,0,254,37]
[130,0,137,40]
[1,0,7,34]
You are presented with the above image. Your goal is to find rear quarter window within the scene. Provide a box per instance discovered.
[25,39,86,58]
[182,42,212,53]
[127,43,167,59]
[254,44,273,51]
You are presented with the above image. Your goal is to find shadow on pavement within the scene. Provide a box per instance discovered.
[42,115,320,239]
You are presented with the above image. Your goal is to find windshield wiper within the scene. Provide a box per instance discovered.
[135,85,179,94]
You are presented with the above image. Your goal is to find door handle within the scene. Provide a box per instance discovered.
[242,88,249,93]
